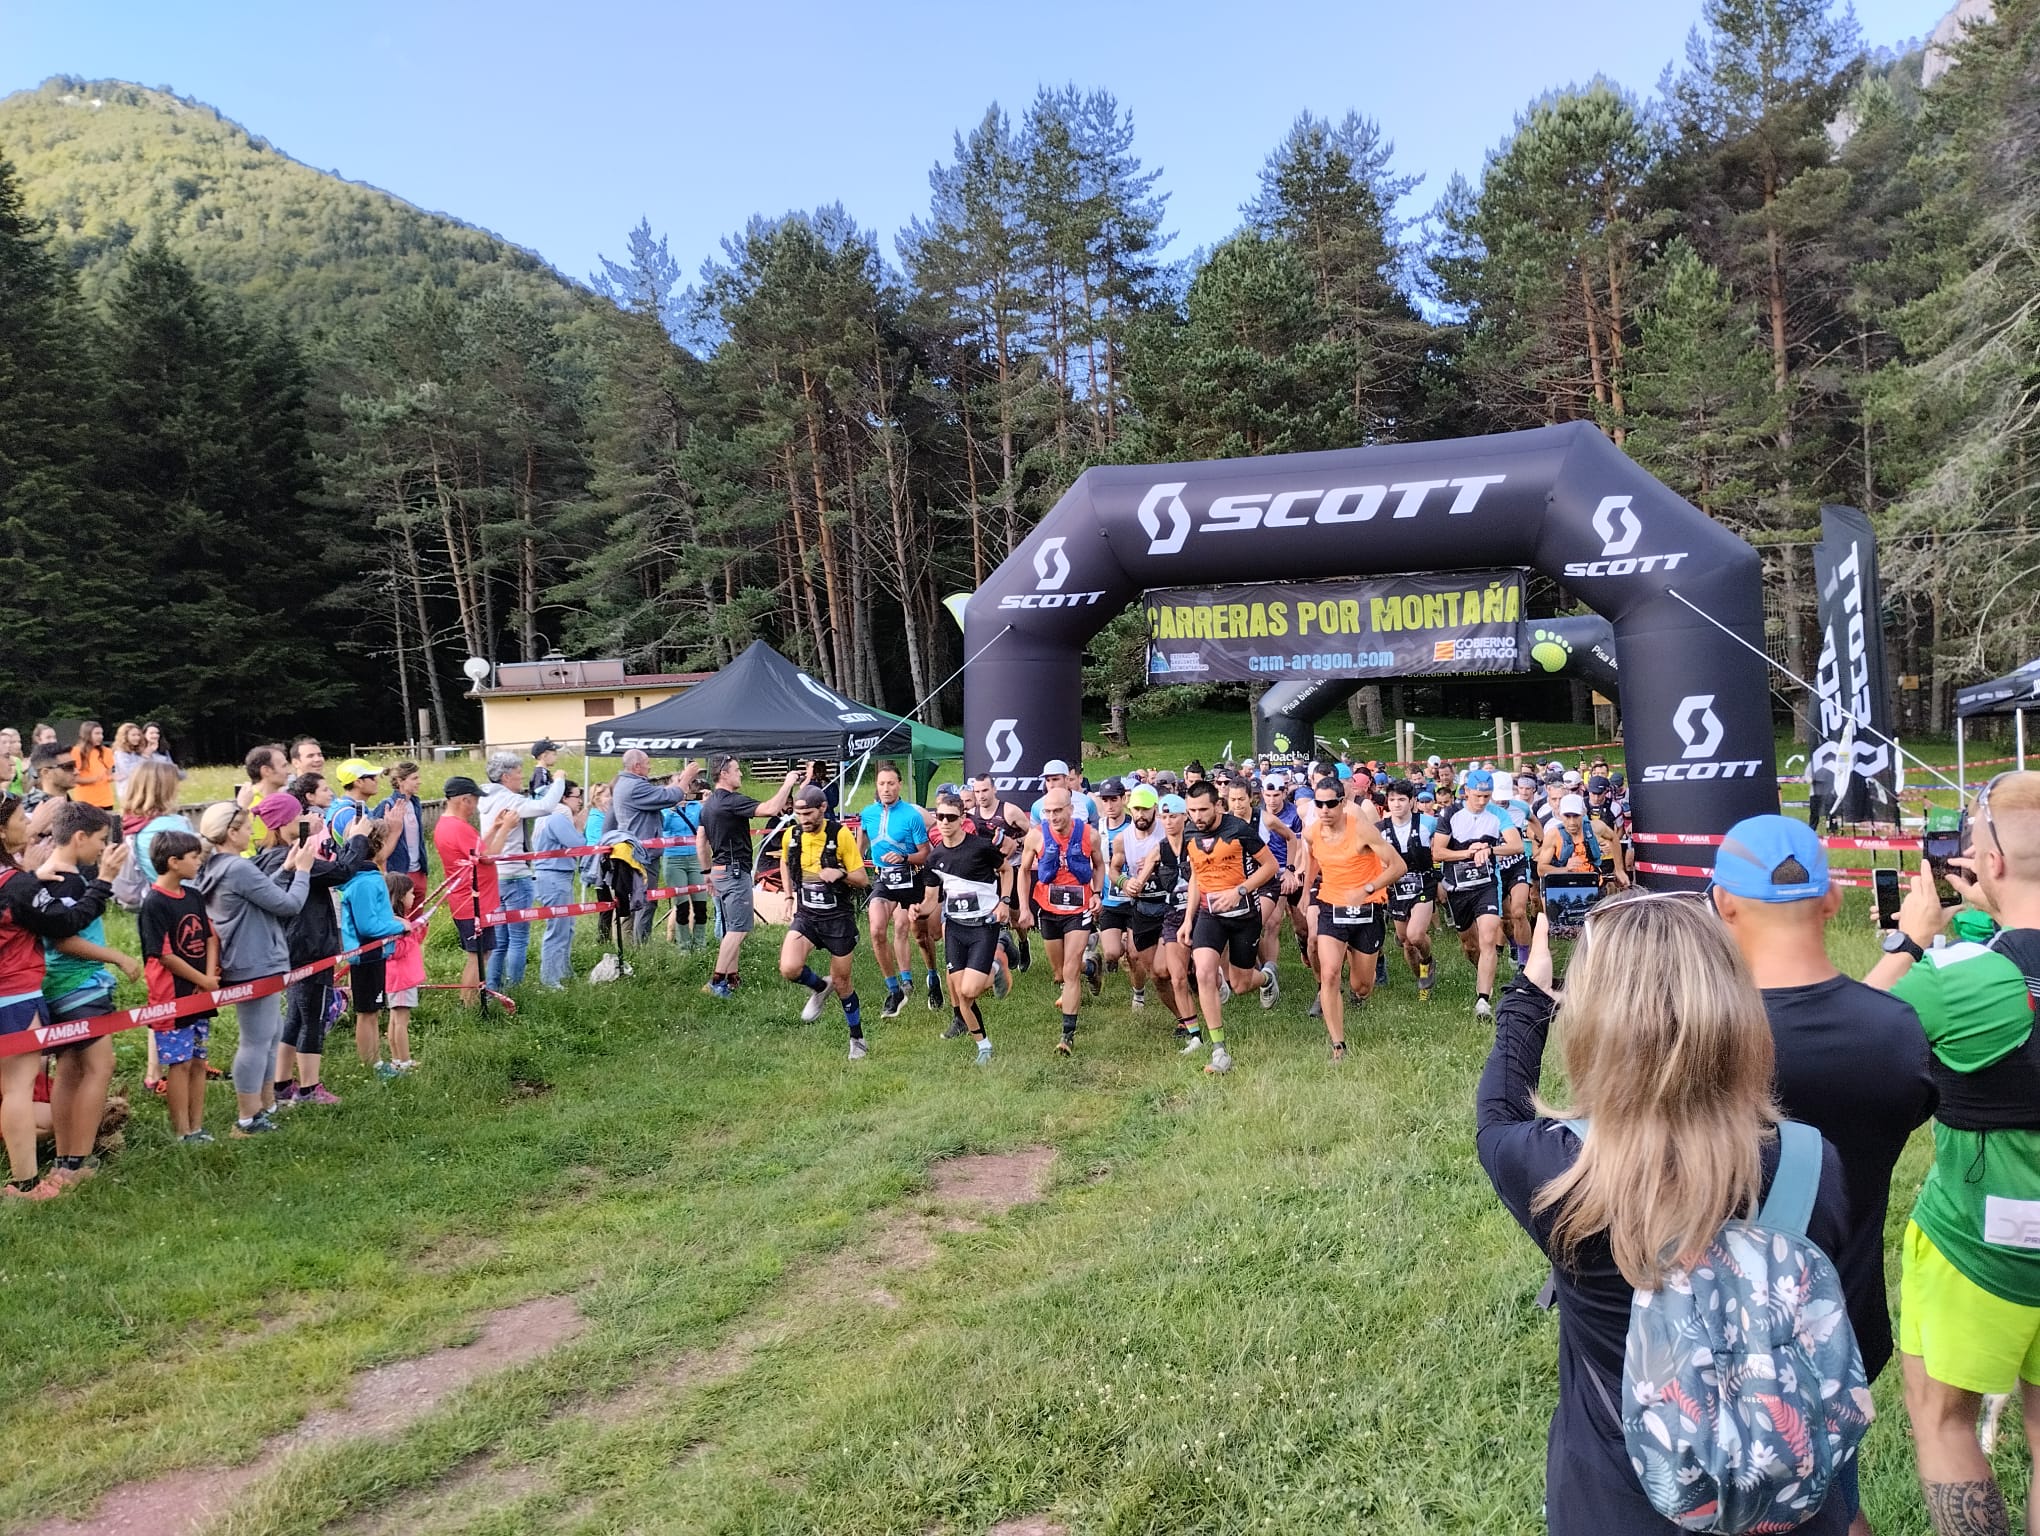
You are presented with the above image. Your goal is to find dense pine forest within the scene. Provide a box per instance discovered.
[1,0,2034,758]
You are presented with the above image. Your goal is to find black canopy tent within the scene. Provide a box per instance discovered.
[1954,659,2040,783]
[584,639,910,762]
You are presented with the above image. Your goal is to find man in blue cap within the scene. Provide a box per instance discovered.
[1711,812,1936,1506]
[1431,768,1521,1018]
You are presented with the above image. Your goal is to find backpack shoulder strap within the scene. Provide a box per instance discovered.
[1756,1120,1823,1236]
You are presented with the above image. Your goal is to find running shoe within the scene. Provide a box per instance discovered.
[147,1078,167,1097]
[848,1038,869,1062]
[991,960,1009,1000]
[1178,1032,1204,1055]
[1015,939,1032,973]
[1055,1037,1073,1057]
[373,1060,403,1080]
[179,1130,216,1145]
[393,1060,418,1074]
[926,972,942,1011]
[230,1115,280,1138]
[1474,996,1493,1020]
[1330,1041,1347,1063]
[272,1085,298,1110]
[45,1162,94,1190]
[881,987,907,1020]
[2,1178,63,1201]
[298,1084,342,1106]
[1218,977,1233,1005]
[942,1014,967,1040]
[801,986,830,1023]
[706,979,734,1000]
[1259,964,1280,1010]
[1129,986,1146,1009]
[1083,954,1101,997]
[1203,1046,1233,1075]
[1307,993,1322,1020]
[975,1039,993,1065]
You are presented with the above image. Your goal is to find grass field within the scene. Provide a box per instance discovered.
[1,866,2029,1533]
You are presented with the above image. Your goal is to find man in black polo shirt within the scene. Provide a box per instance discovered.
[1712,817,1935,1432]
[699,754,804,998]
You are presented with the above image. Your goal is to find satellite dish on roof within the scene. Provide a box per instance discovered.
[462,657,491,684]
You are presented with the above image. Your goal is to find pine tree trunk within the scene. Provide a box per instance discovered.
[1763,164,1793,453]
[1603,185,1627,444]
[401,521,451,743]
[1580,268,1610,417]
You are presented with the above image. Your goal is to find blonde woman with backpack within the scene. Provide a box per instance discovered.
[1477,895,1877,1536]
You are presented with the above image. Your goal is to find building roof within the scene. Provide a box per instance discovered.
[472,669,711,698]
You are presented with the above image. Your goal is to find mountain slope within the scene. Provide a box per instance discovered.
[0,76,585,332]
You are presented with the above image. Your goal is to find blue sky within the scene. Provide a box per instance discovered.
[6,0,1951,289]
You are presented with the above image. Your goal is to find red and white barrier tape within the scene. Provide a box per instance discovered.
[1634,859,1875,889]
[1634,832,1922,853]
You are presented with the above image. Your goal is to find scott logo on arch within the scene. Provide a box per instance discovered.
[998,535,1108,609]
[1562,495,1691,578]
[1134,474,1508,556]
[1641,694,1764,783]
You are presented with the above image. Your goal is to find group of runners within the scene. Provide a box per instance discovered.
[756,750,1633,1070]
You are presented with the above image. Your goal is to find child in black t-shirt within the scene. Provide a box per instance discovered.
[137,832,218,1143]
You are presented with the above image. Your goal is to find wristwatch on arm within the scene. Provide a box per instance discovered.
[1880,929,1925,961]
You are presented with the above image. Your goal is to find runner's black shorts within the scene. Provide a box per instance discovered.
[1387,873,1435,922]
[1035,907,1092,943]
[1444,881,1501,932]
[945,920,1003,976]
[1129,902,1171,952]
[1093,904,1133,933]
[791,911,859,958]
[1498,858,1531,896]
[869,870,925,907]
[1191,906,1262,968]
[1314,901,1386,955]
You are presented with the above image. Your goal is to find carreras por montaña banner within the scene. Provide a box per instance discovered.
[1145,571,1524,683]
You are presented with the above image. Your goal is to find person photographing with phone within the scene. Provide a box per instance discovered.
[1870,772,2040,1536]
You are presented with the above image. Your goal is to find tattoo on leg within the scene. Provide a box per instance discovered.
[1923,1479,2010,1536]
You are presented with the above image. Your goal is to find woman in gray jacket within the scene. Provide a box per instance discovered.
[195,801,318,1137]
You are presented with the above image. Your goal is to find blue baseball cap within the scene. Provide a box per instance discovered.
[1159,793,1188,814]
[1464,769,1494,791]
[1334,762,1352,780]
[1416,788,1436,803]
[1713,815,1829,902]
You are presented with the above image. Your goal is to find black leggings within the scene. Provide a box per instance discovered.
[280,977,332,1055]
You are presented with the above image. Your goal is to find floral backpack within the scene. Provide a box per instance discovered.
[1563,1119,1874,1533]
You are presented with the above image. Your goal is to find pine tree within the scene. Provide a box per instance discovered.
[0,153,118,725]
[1621,240,1781,525]
[1245,111,1429,442]
[1123,232,1353,461]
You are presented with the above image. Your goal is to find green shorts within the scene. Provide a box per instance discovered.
[1900,1220,2040,1394]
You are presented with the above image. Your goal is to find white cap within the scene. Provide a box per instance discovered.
[1562,770,1582,785]
[1425,754,1441,767]
[1559,793,1588,816]
[1042,758,1071,776]
[1547,760,1563,771]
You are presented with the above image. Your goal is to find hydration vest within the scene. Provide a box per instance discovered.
[788,819,849,913]
[1035,818,1094,888]
[1383,816,1433,874]
[1555,820,1602,872]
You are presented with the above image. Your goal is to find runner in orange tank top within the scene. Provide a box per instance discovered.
[1300,785,1405,1060]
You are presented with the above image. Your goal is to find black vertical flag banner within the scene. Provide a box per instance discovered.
[1809,504,1899,823]
[964,422,1778,884]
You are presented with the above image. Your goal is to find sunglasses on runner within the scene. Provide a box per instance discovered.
[1315,797,1342,809]
[935,812,961,822]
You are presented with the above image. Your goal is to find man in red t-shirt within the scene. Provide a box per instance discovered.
[431,777,520,1006]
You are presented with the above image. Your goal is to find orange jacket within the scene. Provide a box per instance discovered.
[69,744,116,809]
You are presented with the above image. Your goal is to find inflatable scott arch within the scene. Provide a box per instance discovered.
[962,422,1778,862]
